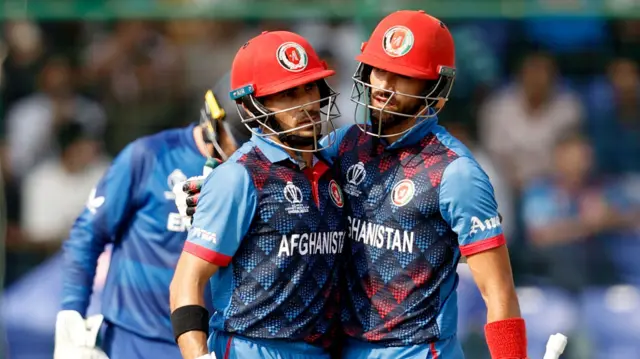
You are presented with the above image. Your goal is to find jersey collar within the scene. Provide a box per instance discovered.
[384,115,439,150]
[250,132,297,164]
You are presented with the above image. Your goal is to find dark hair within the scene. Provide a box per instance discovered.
[56,122,88,152]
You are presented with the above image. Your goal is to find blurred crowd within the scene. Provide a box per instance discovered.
[2,14,640,358]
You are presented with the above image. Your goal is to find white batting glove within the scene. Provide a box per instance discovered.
[54,310,109,359]
[172,158,220,229]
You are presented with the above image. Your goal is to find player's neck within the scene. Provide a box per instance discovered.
[266,134,314,168]
[383,116,418,144]
[298,151,313,168]
[283,146,313,169]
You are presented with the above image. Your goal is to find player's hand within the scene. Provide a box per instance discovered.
[54,310,109,359]
[173,158,221,229]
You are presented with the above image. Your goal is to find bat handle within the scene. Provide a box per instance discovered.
[542,333,568,359]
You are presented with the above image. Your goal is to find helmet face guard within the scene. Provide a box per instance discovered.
[229,31,341,153]
[350,63,455,138]
[349,10,457,138]
[230,81,341,153]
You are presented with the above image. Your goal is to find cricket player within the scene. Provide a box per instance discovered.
[321,10,528,359]
[178,11,528,359]
[55,75,250,359]
[169,30,346,359]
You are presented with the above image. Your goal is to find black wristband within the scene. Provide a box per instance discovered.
[170,305,209,343]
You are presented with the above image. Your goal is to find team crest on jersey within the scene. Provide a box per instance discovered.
[284,181,309,214]
[329,180,344,208]
[344,162,366,197]
[391,179,415,207]
[276,42,308,72]
[382,26,414,57]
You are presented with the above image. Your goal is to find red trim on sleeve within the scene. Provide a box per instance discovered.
[459,233,506,257]
[183,241,232,267]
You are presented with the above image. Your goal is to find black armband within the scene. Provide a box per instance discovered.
[171,305,209,343]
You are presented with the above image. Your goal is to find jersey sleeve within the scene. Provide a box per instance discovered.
[61,142,148,315]
[318,125,352,164]
[183,162,257,267]
[439,156,506,257]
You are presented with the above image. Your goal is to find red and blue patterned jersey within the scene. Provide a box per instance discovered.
[185,134,347,348]
[321,119,505,346]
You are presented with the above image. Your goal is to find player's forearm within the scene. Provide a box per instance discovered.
[176,332,209,359]
[170,253,218,359]
[466,246,522,322]
[477,262,522,322]
[169,257,211,311]
[170,277,209,359]
[480,278,528,359]
[60,229,106,314]
[169,274,207,310]
[484,286,521,323]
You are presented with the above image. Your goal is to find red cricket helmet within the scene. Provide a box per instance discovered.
[350,10,457,138]
[229,31,340,152]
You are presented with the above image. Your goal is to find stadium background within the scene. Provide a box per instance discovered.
[1,0,640,358]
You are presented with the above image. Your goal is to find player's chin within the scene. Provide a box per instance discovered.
[371,112,395,124]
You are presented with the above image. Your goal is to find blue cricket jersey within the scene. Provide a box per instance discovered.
[61,124,207,342]
[185,134,347,349]
[320,119,505,346]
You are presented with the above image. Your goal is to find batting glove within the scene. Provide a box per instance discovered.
[172,158,220,229]
[54,310,109,359]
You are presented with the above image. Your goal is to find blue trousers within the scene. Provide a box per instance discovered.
[208,330,332,359]
[341,335,465,359]
[100,321,182,359]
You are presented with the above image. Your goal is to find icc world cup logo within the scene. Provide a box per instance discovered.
[344,162,366,197]
[283,181,309,214]
[346,162,366,186]
[284,181,303,204]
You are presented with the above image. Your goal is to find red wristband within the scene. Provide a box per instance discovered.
[484,318,528,359]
